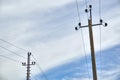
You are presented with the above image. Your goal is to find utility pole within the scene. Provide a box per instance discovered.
[75,5,107,80]
[22,52,35,80]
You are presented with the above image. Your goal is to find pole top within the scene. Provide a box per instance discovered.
[89,5,92,8]
[28,52,31,56]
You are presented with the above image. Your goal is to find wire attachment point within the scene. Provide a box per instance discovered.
[78,22,81,26]
[85,9,88,13]
[100,19,103,24]
[89,5,92,8]
[99,19,108,27]
[75,27,78,30]
[104,23,108,27]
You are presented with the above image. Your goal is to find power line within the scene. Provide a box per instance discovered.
[0,55,22,63]
[99,0,102,19]
[31,54,49,80]
[75,0,91,79]
[75,0,81,21]
[31,73,39,80]
[80,30,91,80]
[0,45,26,59]
[98,0,103,79]
[0,39,28,52]
[99,25,103,79]
[85,0,88,8]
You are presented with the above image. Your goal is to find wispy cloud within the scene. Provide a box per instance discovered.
[0,0,120,80]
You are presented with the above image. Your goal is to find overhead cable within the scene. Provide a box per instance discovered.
[98,0,103,79]
[31,54,49,80]
[0,55,22,63]
[0,39,28,52]
[75,0,90,80]
[0,46,26,59]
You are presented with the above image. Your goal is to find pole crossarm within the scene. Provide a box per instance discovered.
[79,23,102,28]
[75,19,107,30]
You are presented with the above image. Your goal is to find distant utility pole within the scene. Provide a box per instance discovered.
[22,52,35,80]
[75,5,107,80]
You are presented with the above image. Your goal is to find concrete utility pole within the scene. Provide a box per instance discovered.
[22,52,35,80]
[75,5,107,80]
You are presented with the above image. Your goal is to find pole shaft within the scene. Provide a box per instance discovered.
[27,52,31,80]
[88,8,97,80]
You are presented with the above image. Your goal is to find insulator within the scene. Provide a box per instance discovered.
[85,9,88,13]
[75,27,78,30]
[22,62,26,66]
[100,19,103,23]
[78,22,81,26]
[89,5,92,8]
[105,23,107,27]
[32,62,35,65]
[29,52,31,55]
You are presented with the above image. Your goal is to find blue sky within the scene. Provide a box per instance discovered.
[0,0,120,80]
[33,44,120,80]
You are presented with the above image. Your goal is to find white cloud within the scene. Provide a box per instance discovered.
[0,0,120,80]
[1,0,75,16]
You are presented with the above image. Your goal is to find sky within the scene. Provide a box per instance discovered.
[0,0,120,80]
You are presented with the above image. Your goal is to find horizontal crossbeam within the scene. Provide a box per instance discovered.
[79,23,102,28]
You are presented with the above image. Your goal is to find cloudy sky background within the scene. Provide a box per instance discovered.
[0,0,120,80]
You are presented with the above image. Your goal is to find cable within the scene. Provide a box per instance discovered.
[98,0,103,79]
[31,74,38,80]
[99,0,102,19]
[75,0,91,79]
[75,0,81,21]
[0,39,28,52]
[85,0,88,8]
[31,54,49,80]
[0,46,26,59]
[99,25,103,79]
[0,55,22,63]
[79,30,91,80]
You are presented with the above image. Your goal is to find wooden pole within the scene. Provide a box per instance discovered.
[88,5,97,80]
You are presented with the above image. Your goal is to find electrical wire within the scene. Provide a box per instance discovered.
[85,0,88,8]
[99,25,103,79]
[98,0,103,79]
[31,74,38,80]
[76,0,81,21]
[0,55,22,63]
[75,0,91,79]
[0,39,28,52]
[31,54,49,80]
[80,30,91,80]
[0,45,26,59]
[99,0,102,19]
